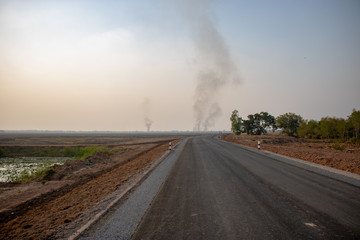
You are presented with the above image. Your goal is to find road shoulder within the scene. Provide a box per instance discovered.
[73,138,188,240]
[221,139,360,187]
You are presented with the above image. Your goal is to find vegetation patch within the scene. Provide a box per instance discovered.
[0,146,111,183]
[331,144,345,151]
[71,146,111,160]
[0,157,71,183]
[0,146,112,158]
[230,109,360,143]
[41,168,56,181]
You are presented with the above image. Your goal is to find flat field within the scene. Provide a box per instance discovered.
[0,132,191,239]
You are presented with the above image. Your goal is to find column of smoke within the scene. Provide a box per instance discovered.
[142,98,153,132]
[144,117,152,132]
[187,1,241,131]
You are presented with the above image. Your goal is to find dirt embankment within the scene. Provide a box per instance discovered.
[0,138,179,239]
[222,133,360,174]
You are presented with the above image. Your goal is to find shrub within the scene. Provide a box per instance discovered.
[331,144,345,151]
[41,168,56,181]
[63,146,110,159]
[14,168,43,183]
[0,148,4,158]
[79,146,110,160]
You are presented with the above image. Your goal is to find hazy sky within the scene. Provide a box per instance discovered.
[1,0,359,131]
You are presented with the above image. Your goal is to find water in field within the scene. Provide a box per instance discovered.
[0,157,72,182]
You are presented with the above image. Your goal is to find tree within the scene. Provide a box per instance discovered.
[348,109,360,140]
[318,117,345,139]
[230,110,242,135]
[297,120,320,139]
[319,117,338,139]
[252,113,265,135]
[259,112,277,132]
[242,112,276,135]
[276,112,303,136]
[336,118,347,139]
[243,114,261,135]
[242,116,254,135]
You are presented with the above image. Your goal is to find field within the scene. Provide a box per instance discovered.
[2,132,359,239]
[0,132,190,239]
[222,133,360,174]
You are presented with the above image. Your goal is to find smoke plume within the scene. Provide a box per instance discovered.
[142,98,153,131]
[144,117,153,132]
[188,1,241,131]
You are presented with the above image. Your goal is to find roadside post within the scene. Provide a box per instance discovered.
[169,142,172,151]
[258,140,260,150]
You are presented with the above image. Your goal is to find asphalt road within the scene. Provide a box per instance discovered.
[80,139,189,240]
[132,135,360,239]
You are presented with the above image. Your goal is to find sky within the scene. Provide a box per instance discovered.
[1,0,359,131]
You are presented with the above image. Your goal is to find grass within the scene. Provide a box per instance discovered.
[41,168,56,181]
[331,143,345,151]
[13,167,43,183]
[0,146,111,158]
[0,146,111,183]
[0,157,71,183]
[65,146,111,160]
[13,166,56,183]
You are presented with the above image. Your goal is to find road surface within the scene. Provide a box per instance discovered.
[131,135,360,239]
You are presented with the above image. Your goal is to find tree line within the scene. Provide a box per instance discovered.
[230,109,360,142]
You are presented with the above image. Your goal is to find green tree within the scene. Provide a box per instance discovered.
[309,120,321,139]
[260,112,277,132]
[242,116,255,135]
[319,117,339,139]
[348,109,360,140]
[230,110,242,135]
[297,120,320,139]
[336,118,347,139]
[243,114,260,135]
[276,113,303,136]
[253,113,265,135]
[242,112,276,135]
[282,109,358,141]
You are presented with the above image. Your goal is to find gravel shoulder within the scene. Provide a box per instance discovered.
[79,138,187,240]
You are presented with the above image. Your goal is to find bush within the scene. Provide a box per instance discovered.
[331,144,345,151]
[41,168,56,181]
[0,148,4,158]
[347,137,358,144]
[63,146,110,159]
[14,168,43,183]
[79,146,110,160]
